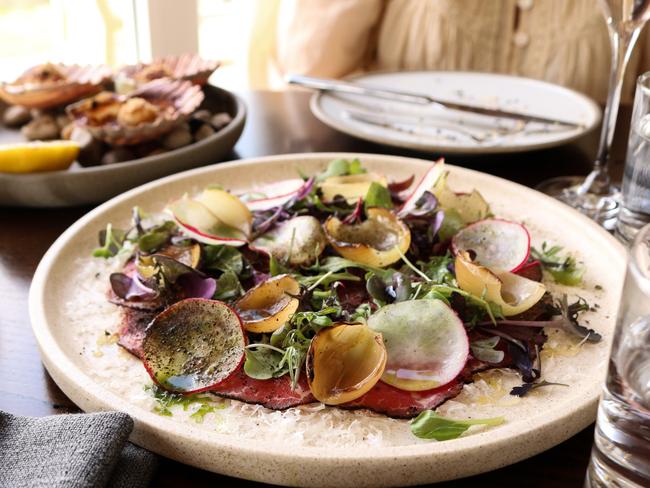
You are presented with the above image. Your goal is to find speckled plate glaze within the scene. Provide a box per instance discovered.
[30,153,625,487]
[311,72,601,154]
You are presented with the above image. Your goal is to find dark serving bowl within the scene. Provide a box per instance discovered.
[0,85,246,207]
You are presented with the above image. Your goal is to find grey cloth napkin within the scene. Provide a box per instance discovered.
[0,410,158,488]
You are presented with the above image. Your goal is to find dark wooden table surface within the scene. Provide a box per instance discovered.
[0,90,630,487]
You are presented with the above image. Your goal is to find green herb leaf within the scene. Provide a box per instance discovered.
[510,380,569,397]
[316,158,366,182]
[418,253,456,286]
[203,245,244,275]
[244,346,286,380]
[437,209,465,242]
[411,411,505,440]
[364,182,393,211]
[531,242,584,286]
[213,270,244,301]
[137,221,176,253]
[92,223,127,258]
[269,255,291,276]
[144,383,223,421]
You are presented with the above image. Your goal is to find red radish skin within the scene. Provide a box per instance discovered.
[397,158,444,217]
[174,216,247,246]
[142,298,247,395]
[245,179,306,211]
[451,218,531,273]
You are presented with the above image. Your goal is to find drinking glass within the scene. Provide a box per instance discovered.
[584,223,650,487]
[537,0,650,230]
[616,72,650,242]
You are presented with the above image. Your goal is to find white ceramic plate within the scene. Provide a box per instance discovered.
[311,72,601,154]
[30,153,625,487]
[0,86,246,207]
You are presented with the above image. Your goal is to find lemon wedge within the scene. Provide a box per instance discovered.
[0,141,80,173]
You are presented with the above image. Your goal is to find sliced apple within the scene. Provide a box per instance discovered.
[320,173,388,202]
[242,178,306,211]
[324,207,411,268]
[235,274,300,333]
[451,218,531,272]
[197,188,252,237]
[454,251,546,317]
[306,323,387,405]
[142,298,246,394]
[250,216,327,266]
[397,159,445,217]
[167,196,247,247]
[367,299,469,391]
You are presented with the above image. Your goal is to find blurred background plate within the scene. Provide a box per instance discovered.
[311,71,601,155]
[0,85,246,207]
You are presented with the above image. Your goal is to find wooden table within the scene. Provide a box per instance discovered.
[0,90,630,487]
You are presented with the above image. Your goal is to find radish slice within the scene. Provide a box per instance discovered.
[142,298,246,394]
[367,299,469,391]
[397,158,445,217]
[451,218,531,272]
[243,179,306,211]
[250,216,327,266]
[168,197,247,247]
[455,252,546,317]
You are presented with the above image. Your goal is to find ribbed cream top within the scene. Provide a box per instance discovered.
[263,0,650,103]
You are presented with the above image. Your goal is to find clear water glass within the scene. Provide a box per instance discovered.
[585,223,650,487]
[616,72,650,242]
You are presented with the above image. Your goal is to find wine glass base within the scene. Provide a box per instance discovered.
[536,176,621,231]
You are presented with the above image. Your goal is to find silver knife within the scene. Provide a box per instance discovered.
[288,74,584,129]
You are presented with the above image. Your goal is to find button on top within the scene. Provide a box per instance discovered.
[517,0,534,10]
[513,31,530,47]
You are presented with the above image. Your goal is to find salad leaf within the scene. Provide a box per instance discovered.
[213,270,244,301]
[244,345,287,380]
[531,242,584,286]
[411,411,505,440]
[93,223,127,258]
[203,245,244,275]
[510,380,569,397]
[364,182,393,210]
[316,158,366,182]
[137,221,176,253]
[437,208,465,242]
[419,253,456,286]
[470,336,505,364]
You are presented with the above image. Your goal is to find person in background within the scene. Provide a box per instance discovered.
[249,0,650,103]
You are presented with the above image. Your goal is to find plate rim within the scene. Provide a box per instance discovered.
[310,70,602,154]
[28,152,625,485]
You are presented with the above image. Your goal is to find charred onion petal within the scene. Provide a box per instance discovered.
[320,173,387,202]
[196,188,252,237]
[142,298,246,393]
[306,323,387,405]
[110,272,157,300]
[235,274,300,333]
[455,252,546,317]
[324,208,411,268]
[167,196,247,246]
[451,218,531,272]
[367,299,469,391]
[432,171,490,224]
[251,216,327,266]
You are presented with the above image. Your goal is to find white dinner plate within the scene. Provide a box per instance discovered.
[311,72,601,154]
[30,153,624,487]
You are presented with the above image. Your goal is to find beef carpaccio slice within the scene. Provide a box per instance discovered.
[117,308,465,417]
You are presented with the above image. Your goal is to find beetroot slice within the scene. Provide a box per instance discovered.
[142,298,246,394]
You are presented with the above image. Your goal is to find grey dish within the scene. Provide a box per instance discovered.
[0,85,246,207]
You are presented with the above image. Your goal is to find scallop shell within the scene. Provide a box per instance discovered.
[66,78,204,146]
[118,54,220,90]
[0,63,112,109]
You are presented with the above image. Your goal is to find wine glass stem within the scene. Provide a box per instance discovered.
[581,25,641,195]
